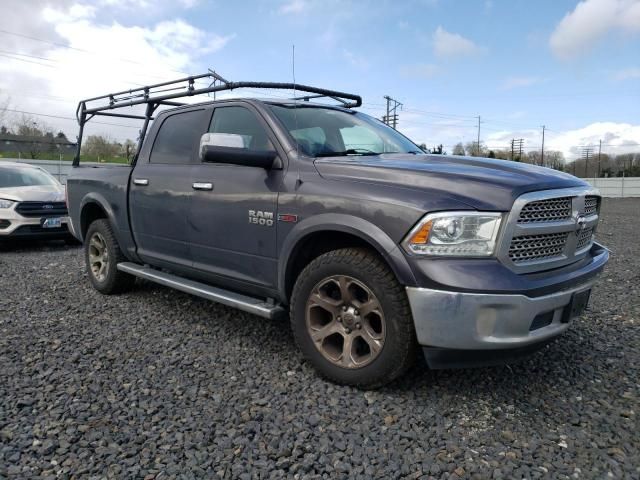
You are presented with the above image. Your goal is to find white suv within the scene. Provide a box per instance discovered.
[0,162,71,242]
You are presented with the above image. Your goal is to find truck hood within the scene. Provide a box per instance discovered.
[314,154,587,211]
[0,184,66,203]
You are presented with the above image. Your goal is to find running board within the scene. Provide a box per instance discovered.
[117,262,285,319]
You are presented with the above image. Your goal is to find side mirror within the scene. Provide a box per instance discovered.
[199,133,279,169]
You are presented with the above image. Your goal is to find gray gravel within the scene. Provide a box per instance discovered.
[1,198,639,479]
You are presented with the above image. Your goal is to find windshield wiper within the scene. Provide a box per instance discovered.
[315,148,381,157]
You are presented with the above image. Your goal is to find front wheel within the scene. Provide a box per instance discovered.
[290,248,417,389]
[84,219,135,294]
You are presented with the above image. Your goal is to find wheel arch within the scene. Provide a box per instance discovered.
[79,193,116,241]
[278,214,417,304]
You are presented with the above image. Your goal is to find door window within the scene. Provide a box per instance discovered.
[150,109,209,164]
[209,106,273,151]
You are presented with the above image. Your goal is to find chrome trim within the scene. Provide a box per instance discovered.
[117,262,284,319]
[401,211,504,257]
[406,281,594,349]
[192,182,213,191]
[133,178,149,186]
[497,186,600,273]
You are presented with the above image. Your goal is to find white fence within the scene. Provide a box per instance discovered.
[584,177,640,198]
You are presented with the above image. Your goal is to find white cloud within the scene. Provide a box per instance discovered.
[501,76,544,89]
[613,67,640,80]
[549,0,640,59]
[432,26,484,58]
[279,0,307,14]
[0,3,235,142]
[400,63,440,79]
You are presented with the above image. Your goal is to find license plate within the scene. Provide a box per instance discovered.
[41,217,62,229]
[562,289,591,323]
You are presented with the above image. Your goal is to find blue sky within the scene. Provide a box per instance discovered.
[1,0,639,160]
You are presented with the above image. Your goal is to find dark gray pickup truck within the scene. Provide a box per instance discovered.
[67,75,609,388]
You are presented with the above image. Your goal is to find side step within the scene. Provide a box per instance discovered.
[117,262,285,319]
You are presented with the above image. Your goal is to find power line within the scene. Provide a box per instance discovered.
[3,108,140,129]
[382,95,402,129]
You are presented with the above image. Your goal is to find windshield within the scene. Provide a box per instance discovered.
[0,166,58,188]
[268,104,422,157]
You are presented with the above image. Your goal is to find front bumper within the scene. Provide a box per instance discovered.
[407,280,593,351]
[0,213,71,239]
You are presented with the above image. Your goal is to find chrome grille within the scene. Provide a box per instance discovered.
[576,226,594,251]
[517,197,572,223]
[499,188,601,274]
[509,232,568,263]
[584,196,599,216]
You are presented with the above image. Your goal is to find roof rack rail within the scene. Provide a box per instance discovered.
[72,70,362,167]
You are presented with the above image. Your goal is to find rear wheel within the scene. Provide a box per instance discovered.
[290,248,417,388]
[84,219,135,294]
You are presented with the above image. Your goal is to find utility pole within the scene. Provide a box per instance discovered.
[382,96,402,130]
[580,146,594,178]
[540,125,545,167]
[597,139,602,178]
[476,116,481,156]
[511,138,524,161]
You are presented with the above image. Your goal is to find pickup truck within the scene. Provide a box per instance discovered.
[66,76,609,388]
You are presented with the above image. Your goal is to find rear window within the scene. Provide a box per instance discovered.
[150,109,209,164]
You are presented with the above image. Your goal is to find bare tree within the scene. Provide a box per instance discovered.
[82,135,120,161]
[13,114,54,159]
[121,139,137,162]
[0,94,9,129]
[452,142,465,155]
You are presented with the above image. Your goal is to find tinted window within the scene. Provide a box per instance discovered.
[209,106,272,151]
[150,109,208,164]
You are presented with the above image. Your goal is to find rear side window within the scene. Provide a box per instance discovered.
[150,109,209,164]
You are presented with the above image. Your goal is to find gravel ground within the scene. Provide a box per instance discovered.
[1,198,638,479]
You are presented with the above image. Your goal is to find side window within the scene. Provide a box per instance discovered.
[209,106,273,151]
[340,125,384,152]
[290,127,326,156]
[150,109,209,164]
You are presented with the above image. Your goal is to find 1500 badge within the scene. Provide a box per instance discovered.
[248,210,274,227]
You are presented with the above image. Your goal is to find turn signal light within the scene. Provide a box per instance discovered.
[407,220,432,245]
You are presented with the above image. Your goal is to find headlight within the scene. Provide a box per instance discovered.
[402,211,503,256]
[0,199,15,209]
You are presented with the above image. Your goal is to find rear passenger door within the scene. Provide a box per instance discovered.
[188,104,283,290]
[130,108,210,270]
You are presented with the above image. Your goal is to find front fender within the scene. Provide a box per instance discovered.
[277,213,418,301]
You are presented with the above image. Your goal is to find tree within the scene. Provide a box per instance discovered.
[13,114,54,159]
[430,144,445,154]
[121,139,137,162]
[464,141,488,157]
[82,135,120,160]
[452,142,465,155]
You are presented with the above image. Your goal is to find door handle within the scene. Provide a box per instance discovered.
[192,182,213,191]
[133,178,149,186]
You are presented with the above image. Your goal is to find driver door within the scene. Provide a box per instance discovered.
[188,104,284,290]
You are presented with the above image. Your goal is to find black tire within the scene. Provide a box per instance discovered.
[290,248,417,389]
[84,219,135,294]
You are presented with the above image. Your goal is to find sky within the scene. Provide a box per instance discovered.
[0,0,639,162]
